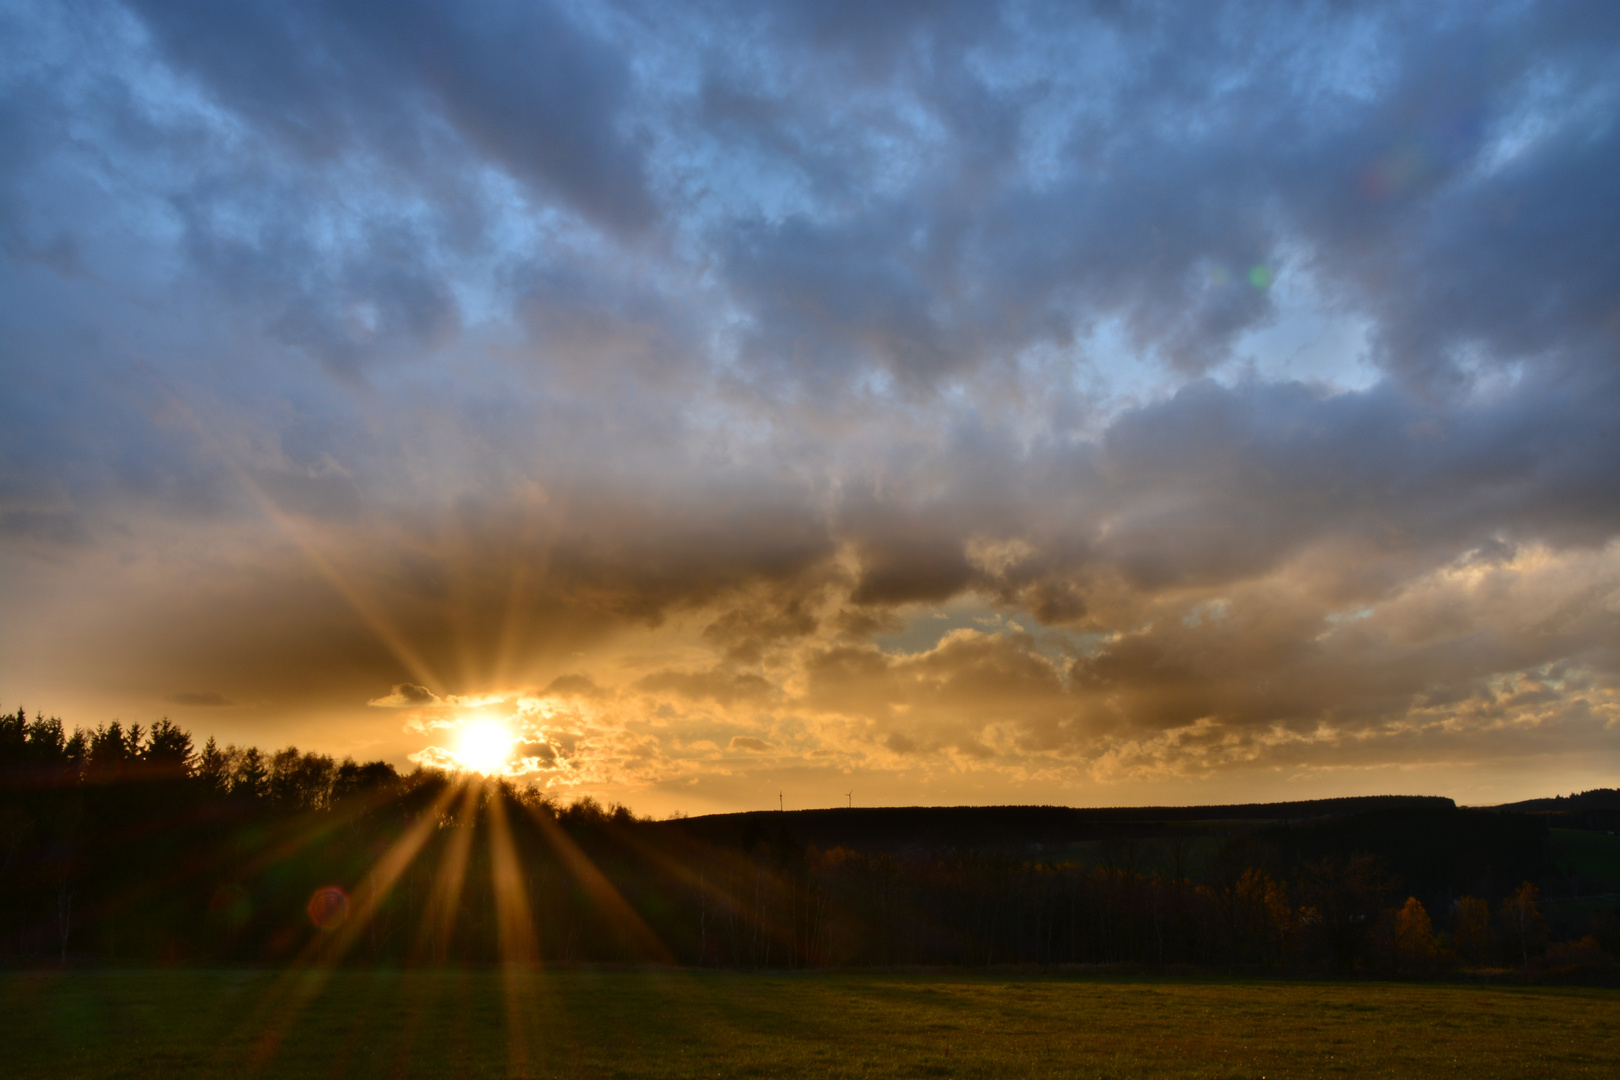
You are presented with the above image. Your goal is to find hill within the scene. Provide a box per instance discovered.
[1494,788,1620,812]
[1491,789,1620,832]
[657,794,1456,854]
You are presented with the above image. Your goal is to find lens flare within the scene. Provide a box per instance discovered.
[306,886,349,930]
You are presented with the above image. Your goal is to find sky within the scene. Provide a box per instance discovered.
[3,0,1619,815]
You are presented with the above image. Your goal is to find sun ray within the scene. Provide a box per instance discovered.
[490,552,537,694]
[487,784,540,966]
[228,773,420,882]
[219,776,466,1069]
[601,822,812,966]
[521,801,674,964]
[486,783,546,1078]
[45,776,412,958]
[149,374,445,692]
[411,780,481,963]
[490,491,558,691]
[319,778,466,964]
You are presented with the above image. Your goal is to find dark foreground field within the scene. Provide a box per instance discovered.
[2,970,1616,1079]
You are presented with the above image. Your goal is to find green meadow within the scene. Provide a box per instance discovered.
[3,970,1616,1079]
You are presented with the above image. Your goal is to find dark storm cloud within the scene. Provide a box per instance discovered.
[784,367,1620,632]
[169,188,463,377]
[59,470,839,718]
[1,0,657,380]
[702,0,1620,395]
[128,0,654,229]
[1080,370,1620,590]
[3,0,1619,795]
[10,0,1615,399]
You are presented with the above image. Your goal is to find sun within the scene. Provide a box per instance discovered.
[453,720,515,775]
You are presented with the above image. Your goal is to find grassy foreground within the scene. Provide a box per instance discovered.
[2,969,1617,1079]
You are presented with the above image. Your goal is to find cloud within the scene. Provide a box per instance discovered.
[518,741,558,766]
[883,732,918,755]
[407,745,461,772]
[3,0,1619,808]
[166,691,232,707]
[369,683,441,708]
[542,674,604,699]
[129,0,655,230]
[729,735,772,752]
[638,669,775,706]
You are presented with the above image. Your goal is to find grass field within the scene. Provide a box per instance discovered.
[3,969,1617,1079]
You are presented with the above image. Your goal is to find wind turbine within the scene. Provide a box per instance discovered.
[845,791,852,808]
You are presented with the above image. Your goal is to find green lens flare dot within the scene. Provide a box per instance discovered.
[1248,264,1273,289]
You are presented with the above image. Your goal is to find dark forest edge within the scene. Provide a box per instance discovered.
[3,707,1617,980]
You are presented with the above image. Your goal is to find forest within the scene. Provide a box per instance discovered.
[3,707,1617,976]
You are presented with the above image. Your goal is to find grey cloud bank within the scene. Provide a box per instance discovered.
[2,0,1617,809]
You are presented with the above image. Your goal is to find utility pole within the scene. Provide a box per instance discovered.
[845,791,852,808]
[779,791,783,812]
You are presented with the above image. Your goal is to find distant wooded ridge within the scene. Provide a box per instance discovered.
[659,796,1459,853]
[1493,789,1620,812]
[3,706,1616,973]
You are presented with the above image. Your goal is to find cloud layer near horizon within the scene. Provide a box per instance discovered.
[2,0,1618,810]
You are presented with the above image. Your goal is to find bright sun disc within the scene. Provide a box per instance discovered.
[454,721,515,775]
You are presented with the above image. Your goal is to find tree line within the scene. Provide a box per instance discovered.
[2,707,1615,974]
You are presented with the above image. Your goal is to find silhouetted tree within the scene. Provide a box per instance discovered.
[1300,854,1395,969]
[3,703,1613,970]
[232,746,269,800]
[143,719,194,776]
[195,737,231,797]
[1394,897,1437,973]
[331,758,399,804]
[1451,896,1494,966]
[86,721,140,781]
[270,748,336,810]
[1499,882,1548,967]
